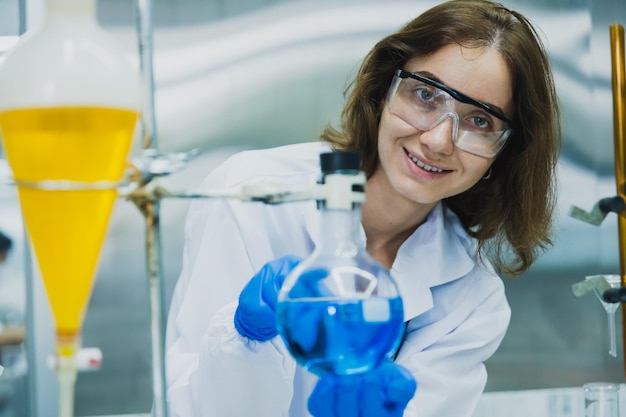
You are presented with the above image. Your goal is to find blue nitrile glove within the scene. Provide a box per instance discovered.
[234,254,302,341]
[308,361,417,417]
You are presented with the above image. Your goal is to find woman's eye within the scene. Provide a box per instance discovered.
[415,88,434,102]
[471,116,492,130]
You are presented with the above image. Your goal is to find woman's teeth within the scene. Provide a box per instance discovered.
[407,151,443,173]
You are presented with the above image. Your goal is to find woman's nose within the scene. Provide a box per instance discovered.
[419,113,456,155]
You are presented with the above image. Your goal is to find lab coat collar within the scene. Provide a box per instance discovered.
[391,203,476,321]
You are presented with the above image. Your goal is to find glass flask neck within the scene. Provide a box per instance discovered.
[316,202,364,256]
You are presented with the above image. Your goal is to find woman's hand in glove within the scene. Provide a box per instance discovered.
[233,255,302,341]
[308,361,417,417]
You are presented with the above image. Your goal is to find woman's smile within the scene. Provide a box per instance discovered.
[403,147,450,175]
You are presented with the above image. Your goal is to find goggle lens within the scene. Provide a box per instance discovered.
[387,72,512,158]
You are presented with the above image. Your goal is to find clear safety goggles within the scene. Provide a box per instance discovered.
[387,69,514,158]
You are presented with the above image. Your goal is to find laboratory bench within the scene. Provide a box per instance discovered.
[88,385,626,417]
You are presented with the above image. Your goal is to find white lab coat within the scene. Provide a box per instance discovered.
[165,141,511,417]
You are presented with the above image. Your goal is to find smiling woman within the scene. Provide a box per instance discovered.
[329,2,561,276]
[165,1,561,417]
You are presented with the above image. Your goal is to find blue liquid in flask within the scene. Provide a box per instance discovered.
[277,296,404,376]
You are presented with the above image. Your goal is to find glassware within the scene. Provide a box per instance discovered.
[0,0,141,415]
[584,382,620,417]
[585,275,622,357]
[276,151,405,376]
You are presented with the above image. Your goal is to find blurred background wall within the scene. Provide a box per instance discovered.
[0,0,625,415]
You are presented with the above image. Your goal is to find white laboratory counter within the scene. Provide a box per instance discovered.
[88,385,626,417]
[473,385,626,417]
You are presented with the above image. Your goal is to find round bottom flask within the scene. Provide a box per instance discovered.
[276,151,405,376]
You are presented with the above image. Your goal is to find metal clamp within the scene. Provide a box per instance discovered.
[568,195,625,226]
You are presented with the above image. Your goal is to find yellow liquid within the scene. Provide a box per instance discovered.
[0,107,138,342]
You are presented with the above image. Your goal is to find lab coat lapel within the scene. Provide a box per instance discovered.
[391,204,476,321]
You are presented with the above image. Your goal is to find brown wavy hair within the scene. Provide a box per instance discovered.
[320,0,561,275]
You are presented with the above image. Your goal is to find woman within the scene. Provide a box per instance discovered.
[165,0,561,416]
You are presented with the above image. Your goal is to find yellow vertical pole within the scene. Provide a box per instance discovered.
[609,23,626,378]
